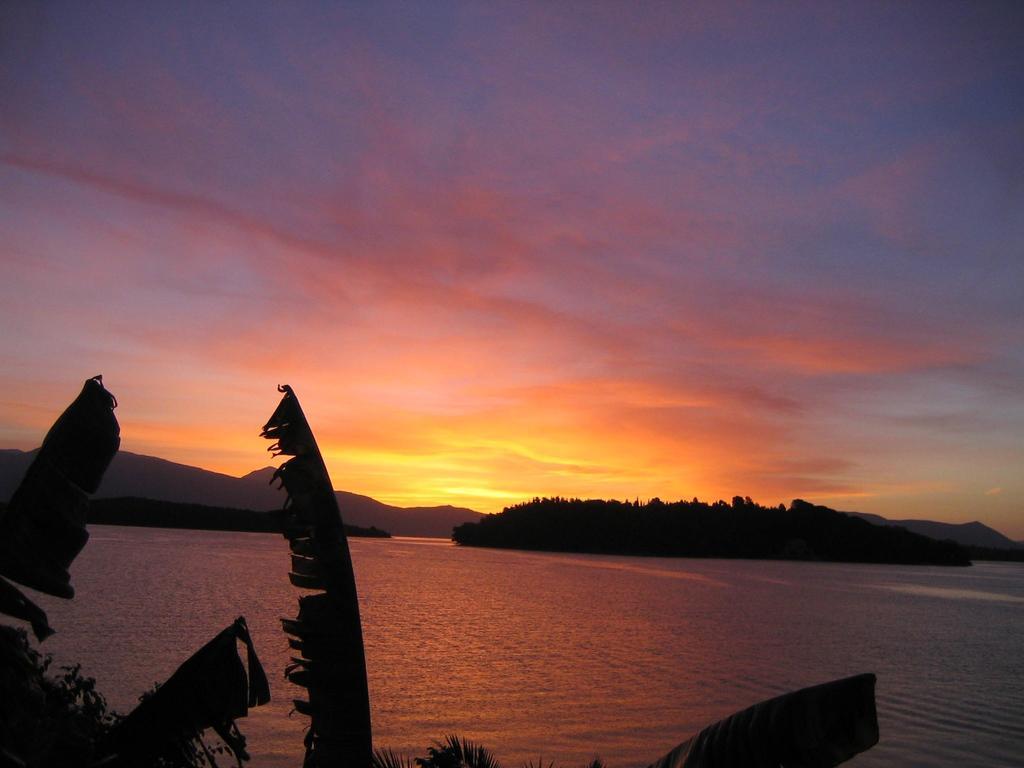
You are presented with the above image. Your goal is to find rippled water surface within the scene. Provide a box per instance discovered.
[36,527,1024,767]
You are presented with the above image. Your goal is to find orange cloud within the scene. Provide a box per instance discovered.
[3,2,1022,538]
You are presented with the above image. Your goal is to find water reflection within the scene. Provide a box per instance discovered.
[35,528,1024,768]
[878,583,1024,603]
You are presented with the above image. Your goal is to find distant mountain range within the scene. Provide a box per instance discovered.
[0,449,483,538]
[2,447,1019,548]
[845,511,1022,550]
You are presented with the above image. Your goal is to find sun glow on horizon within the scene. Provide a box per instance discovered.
[1,2,1022,536]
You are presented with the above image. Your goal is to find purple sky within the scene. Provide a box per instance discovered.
[2,2,1022,535]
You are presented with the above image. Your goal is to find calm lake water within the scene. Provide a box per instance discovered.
[32,526,1024,767]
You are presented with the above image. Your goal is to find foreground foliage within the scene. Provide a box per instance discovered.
[0,626,253,768]
[372,735,605,768]
[0,625,115,768]
[262,384,374,766]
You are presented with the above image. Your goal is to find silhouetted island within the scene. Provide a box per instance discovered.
[452,497,970,566]
[83,497,390,537]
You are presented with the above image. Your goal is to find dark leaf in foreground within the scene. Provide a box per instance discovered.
[646,673,878,768]
[100,616,270,767]
[262,384,372,767]
[0,575,53,641]
[0,375,119,636]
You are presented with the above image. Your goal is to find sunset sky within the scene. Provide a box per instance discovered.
[2,2,1022,536]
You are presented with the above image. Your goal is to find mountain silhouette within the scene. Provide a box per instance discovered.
[0,449,482,537]
[845,511,1022,550]
[3,447,1016,545]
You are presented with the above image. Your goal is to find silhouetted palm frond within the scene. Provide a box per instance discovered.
[451,735,501,768]
[416,735,501,768]
[373,747,416,768]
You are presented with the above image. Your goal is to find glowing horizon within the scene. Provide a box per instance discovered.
[1,2,1022,537]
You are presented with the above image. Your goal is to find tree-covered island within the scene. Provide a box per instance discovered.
[452,497,971,566]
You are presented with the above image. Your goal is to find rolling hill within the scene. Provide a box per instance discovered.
[0,448,483,537]
[846,511,1022,550]
[3,447,1017,546]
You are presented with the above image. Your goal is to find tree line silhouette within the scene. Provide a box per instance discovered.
[452,496,970,566]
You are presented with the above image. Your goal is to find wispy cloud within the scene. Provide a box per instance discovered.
[2,1,1023,535]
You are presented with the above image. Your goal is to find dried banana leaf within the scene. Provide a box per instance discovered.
[262,384,372,768]
[289,537,317,557]
[0,576,52,641]
[0,375,118,604]
[101,616,270,767]
[289,571,327,590]
[646,673,878,768]
[291,554,321,577]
